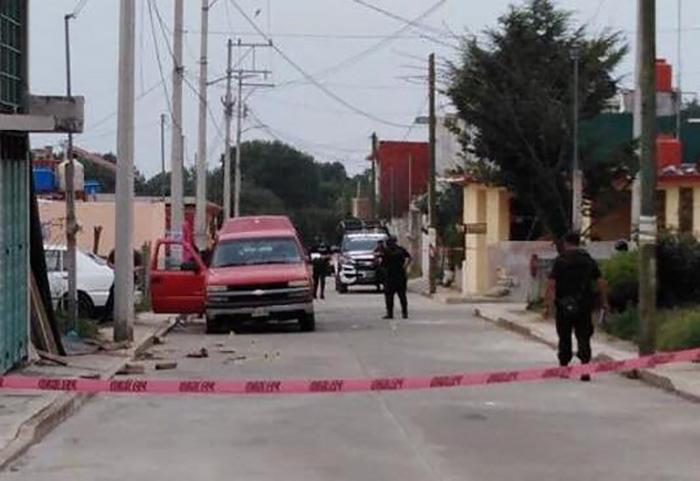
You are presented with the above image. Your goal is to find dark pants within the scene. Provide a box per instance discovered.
[313,269,326,299]
[384,278,408,318]
[556,313,594,366]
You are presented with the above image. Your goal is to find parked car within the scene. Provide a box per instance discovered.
[150,215,315,333]
[45,245,114,318]
[335,230,388,293]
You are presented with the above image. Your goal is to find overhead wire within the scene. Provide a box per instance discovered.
[346,0,458,49]
[227,0,412,129]
[271,0,449,89]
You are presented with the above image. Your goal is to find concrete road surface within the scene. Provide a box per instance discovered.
[3,290,700,480]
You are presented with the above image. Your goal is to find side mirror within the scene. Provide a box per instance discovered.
[181,260,200,273]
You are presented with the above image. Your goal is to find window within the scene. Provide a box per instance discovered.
[45,250,62,272]
[342,236,387,252]
[211,237,302,268]
[679,188,693,235]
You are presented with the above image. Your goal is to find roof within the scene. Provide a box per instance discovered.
[218,229,298,242]
[658,164,700,184]
[219,216,295,236]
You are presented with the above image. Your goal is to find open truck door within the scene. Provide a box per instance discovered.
[150,239,206,314]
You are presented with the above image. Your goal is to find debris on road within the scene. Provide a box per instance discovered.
[186,347,209,359]
[116,363,145,375]
[218,348,237,354]
[155,361,178,371]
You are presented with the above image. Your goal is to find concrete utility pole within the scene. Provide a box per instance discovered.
[370,132,378,219]
[63,13,78,330]
[194,0,209,250]
[234,73,243,217]
[170,0,184,252]
[571,49,582,232]
[631,4,644,242]
[114,0,136,342]
[223,39,234,219]
[428,53,437,295]
[231,39,273,217]
[160,113,166,198]
[638,0,657,356]
[676,0,682,139]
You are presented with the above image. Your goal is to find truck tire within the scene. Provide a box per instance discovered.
[336,279,348,294]
[299,313,316,332]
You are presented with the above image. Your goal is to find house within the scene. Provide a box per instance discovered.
[38,196,222,259]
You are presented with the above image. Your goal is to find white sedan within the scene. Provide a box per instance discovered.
[44,245,114,319]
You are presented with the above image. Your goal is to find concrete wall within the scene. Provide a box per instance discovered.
[388,208,423,277]
[487,241,618,302]
[39,199,166,257]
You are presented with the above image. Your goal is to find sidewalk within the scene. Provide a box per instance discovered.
[474,303,700,402]
[0,313,175,470]
[407,278,511,304]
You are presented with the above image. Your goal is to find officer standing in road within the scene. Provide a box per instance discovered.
[310,237,331,300]
[544,232,609,381]
[381,236,411,319]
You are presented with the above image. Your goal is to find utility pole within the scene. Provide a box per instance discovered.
[428,53,437,295]
[194,0,209,250]
[63,13,78,331]
[676,0,682,139]
[370,132,378,219]
[231,39,273,217]
[170,0,184,254]
[571,48,582,232]
[408,153,413,204]
[160,113,166,198]
[638,0,657,356]
[223,39,233,219]
[234,72,243,217]
[631,4,644,242]
[114,0,136,342]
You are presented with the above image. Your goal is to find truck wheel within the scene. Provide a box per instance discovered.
[299,313,316,332]
[336,280,348,294]
[206,315,226,334]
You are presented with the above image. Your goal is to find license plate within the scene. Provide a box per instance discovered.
[251,307,268,318]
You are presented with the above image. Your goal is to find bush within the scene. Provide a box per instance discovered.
[604,306,639,342]
[657,234,700,307]
[601,251,638,313]
[657,308,700,351]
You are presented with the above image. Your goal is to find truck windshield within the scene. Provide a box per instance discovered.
[211,237,303,268]
[342,236,386,252]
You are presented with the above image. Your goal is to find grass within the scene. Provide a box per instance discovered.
[604,305,700,352]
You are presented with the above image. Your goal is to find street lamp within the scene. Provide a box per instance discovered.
[571,46,583,233]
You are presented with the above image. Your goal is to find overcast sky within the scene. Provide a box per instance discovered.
[29,0,700,177]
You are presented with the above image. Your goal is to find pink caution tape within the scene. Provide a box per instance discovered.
[1,348,698,395]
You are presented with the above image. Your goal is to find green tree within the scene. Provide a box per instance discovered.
[447,0,627,238]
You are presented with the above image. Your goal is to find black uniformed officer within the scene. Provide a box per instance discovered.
[545,232,609,381]
[381,236,411,319]
[310,237,331,299]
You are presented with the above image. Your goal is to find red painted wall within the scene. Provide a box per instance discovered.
[377,141,429,218]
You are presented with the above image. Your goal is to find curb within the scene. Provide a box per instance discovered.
[474,308,700,404]
[0,317,177,471]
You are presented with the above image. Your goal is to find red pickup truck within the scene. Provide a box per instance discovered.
[150,216,315,333]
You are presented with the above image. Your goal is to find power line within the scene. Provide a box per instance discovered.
[146,0,175,125]
[89,77,168,131]
[227,0,412,129]
[272,0,450,89]
[68,0,90,18]
[150,0,224,137]
[347,0,457,49]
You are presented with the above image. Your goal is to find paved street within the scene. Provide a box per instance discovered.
[3,291,700,481]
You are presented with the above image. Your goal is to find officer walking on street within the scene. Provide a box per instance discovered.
[310,237,331,300]
[545,232,609,381]
[381,236,411,319]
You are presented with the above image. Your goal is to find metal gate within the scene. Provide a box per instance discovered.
[0,0,28,373]
[0,135,29,373]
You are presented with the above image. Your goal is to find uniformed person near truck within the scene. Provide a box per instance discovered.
[545,232,609,381]
[381,236,411,319]
[310,237,331,300]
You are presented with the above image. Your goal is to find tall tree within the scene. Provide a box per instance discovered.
[447,0,627,238]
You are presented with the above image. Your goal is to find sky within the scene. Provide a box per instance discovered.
[29,0,700,178]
